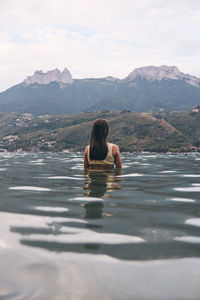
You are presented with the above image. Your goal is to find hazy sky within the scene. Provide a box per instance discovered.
[1,0,200,91]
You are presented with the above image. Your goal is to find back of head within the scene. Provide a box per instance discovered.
[90,119,109,160]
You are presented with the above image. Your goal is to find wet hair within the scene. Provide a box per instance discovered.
[89,119,109,160]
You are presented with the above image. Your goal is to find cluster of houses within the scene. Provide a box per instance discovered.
[191,106,200,113]
[0,113,58,152]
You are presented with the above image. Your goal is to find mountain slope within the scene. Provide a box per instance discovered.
[87,78,200,112]
[0,66,200,115]
[154,106,200,146]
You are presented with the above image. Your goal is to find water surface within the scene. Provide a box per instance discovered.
[0,152,200,299]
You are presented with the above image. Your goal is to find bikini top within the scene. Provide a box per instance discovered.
[87,143,114,165]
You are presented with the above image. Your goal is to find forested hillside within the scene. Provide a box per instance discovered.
[0,109,199,152]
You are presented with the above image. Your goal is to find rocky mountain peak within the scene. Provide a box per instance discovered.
[24,68,73,85]
[126,65,200,87]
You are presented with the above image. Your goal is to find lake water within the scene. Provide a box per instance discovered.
[0,152,200,300]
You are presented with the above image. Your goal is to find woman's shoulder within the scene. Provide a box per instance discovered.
[109,143,119,149]
[84,145,89,153]
[107,143,120,155]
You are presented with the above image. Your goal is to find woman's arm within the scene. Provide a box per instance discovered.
[112,144,122,168]
[84,146,90,168]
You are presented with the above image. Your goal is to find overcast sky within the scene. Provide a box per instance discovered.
[0,0,200,91]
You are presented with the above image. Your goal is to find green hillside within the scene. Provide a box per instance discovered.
[153,106,200,147]
[0,110,199,152]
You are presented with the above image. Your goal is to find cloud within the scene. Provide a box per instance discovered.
[0,0,200,91]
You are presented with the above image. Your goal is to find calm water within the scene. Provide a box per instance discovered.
[0,152,200,299]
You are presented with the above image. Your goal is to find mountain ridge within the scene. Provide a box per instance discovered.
[22,65,200,87]
[24,68,73,85]
[0,65,199,115]
[124,65,200,87]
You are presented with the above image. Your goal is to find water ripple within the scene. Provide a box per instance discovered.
[69,196,104,202]
[23,230,145,245]
[47,176,83,180]
[9,186,51,191]
[174,236,200,243]
[167,198,195,203]
[174,186,200,192]
[33,206,69,212]
[185,218,200,227]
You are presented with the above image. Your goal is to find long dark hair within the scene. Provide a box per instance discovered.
[90,119,109,160]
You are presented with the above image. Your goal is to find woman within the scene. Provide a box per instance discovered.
[84,118,122,169]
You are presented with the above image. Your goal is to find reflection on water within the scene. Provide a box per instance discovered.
[83,168,122,219]
[0,152,200,299]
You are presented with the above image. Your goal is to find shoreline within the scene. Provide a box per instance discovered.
[0,149,200,155]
